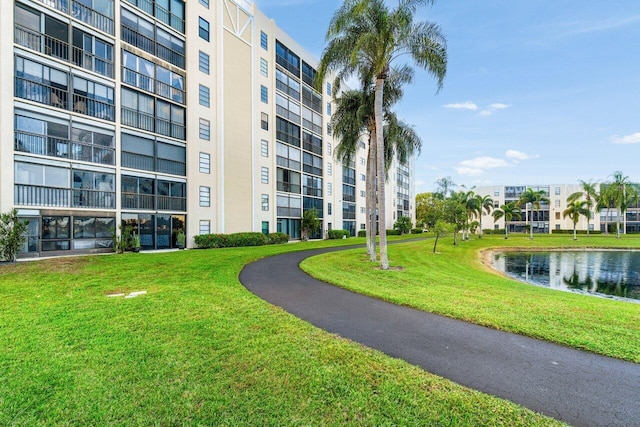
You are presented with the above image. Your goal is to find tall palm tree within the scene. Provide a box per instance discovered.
[318,0,447,269]
[563,199,589,240]
[331,72,415,261]
[474,194,494,238]
[609,171,637,238]
[492,201,521,239]
[435,176,455,199]
[518,188,549,239]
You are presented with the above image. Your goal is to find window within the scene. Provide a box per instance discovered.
[327,142,332,156]
[361,207,366,214]
[261,167,269,184]
[327,123,332,136]
[494,190,499,197]
[260,31,268,50]
[261,112,268,130]
[199,220,210,235]
[260,58,268,77]
[260,85,268,103]
[301,61,316,86]
[199,84,210,107]
[121,134,186,176]
[303,152,322,176]
[275,69,300,99]
[199,17,210,41]
[327,182,332,196]
[327,102,332,115]
[199,152,210,173]
[73,77,115,121]
[275,41,300,75]
[261,221,269,235]
[360,190,366,197]
[494,201,499,208]
[276,93,301,123]
[303,175,323,197]
[199,186,210,207]
[326,82,332,96]
[199,0,209,8]
[42,216,70,251]
[328,202,332,215]
[261,140,269,157]
[302,131,322,155]
[72,28,114,78]
[276,142,301,170]
[555,224,561,230]
[327,162,332,176]
[360,157,365,166]
[360,174,366,181]
[555,187,561,195]
[276,117,301,147]
[276,194,301,217]
[277,168,301,193]
[555,212,561,220]
[555,200,561,207]
[360,223,366,230]
[261,194,269,211]
[199,51,210,74]
[199,118,210,140]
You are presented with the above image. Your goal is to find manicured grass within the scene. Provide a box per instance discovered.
[301,234,640,363]
[0,238,561,425]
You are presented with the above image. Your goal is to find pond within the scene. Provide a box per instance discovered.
[492,250,640,303]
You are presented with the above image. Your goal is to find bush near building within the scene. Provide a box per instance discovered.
[328,229,350,239]
[194,232,289,248]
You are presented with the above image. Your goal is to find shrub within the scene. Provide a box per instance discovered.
[482,229,505,235]
[386,229,401,236]
[357,230,367,237]
[194,232,269,249]
[267,232,290,244]
[393,217,413,235]
[0,209,28,262]
[328,229,350,239]
[410,228,424,234]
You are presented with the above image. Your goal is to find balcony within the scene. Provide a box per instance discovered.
[72,93,114,121]
[73,189,115,209]
[34,0,114,35]
[277,182,301,194]
[121,107,155,133]
[15,184,69,207]
[122,193,154,210]
[15,77,68,110]
[157,195,186,212]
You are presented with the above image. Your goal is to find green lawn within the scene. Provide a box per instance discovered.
[0,238,561,425]
[301,234,640,363]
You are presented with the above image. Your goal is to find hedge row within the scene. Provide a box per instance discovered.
[551,229,603,235]
[194,232,289,248]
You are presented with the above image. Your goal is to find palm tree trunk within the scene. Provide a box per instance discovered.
[366,135,376,261]
[573,224,577,240]
[375,76,388,270]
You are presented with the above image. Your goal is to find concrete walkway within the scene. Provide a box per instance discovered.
[239,245,640,427]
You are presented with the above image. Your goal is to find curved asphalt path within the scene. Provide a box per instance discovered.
[239,244,640,427]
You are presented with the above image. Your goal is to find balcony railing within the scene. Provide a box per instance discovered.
[277,182,301,194]
[156,118,185,140]
[15,184,69,207]
[155,4,184,33]
[71,1,114,35]
[121,25,155,56]
[122,151,154,171]
[121,107,155,132]
[15,77,68,110]
[73,189,115,209]
[34,0,114,35]
[157,195,186,211]
[72,93,114,121]
[156,43,185,69]
[157,159,186,176]
[277,207,302,217]
[121,193,154,210]
[15,130,114,165]
[123,67,185,104]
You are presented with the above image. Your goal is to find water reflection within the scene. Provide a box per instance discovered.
[493,251,640,302]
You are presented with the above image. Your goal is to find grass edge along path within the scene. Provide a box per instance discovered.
[300,234,640,363]
[0,238,561,425]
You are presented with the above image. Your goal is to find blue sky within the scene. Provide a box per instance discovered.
[254,0,640,193]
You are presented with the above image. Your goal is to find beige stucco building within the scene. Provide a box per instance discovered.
[1,0,415,257]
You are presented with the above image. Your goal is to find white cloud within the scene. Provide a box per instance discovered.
[479,103,511,116]
[456,167,485,176]
[444,101,478,111]
[489,103,510,110]
[611,132,640,144]
[505,150,539,160]
[459,156,509,169]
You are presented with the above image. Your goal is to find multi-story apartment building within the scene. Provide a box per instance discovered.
[474,184,596,234]
[1,0,414,258]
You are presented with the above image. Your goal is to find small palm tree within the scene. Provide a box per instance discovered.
[518,188,549,239]
[492,201,522,239]
[474,194,493,238]
[609,171,637,238]
[563,199,589,240]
